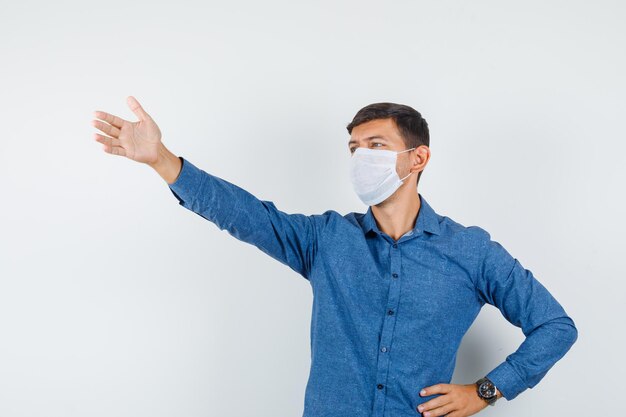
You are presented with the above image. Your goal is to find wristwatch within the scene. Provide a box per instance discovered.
[475,377,499,406]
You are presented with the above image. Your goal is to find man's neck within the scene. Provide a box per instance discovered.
[371,188,421,241]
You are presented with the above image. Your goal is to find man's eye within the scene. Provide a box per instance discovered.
[372,143,383,148]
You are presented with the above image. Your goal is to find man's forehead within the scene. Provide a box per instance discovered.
[349,119,401,144]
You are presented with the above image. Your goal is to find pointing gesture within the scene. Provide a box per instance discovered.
[92,96,162,164]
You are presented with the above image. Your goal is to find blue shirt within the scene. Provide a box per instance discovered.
[168,156,578,417]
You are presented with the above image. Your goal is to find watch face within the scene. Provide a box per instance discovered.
[479,381,496,398]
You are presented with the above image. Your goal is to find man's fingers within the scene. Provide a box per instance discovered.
[92,119,121,138]
[100,142,126,156]
[424,402,455,417]
[421,383,452,396]
[110,146,127,157]
[127,95,151,121]
[100,143,127,157]
[94,132,121,148]
[417,395,453,415]
[93,110,126,129]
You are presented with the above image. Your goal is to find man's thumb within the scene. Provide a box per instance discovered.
[127,96,151,121]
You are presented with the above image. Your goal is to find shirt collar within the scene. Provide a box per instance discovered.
[361,193,441,236]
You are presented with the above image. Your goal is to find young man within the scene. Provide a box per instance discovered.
[92,97,578,417]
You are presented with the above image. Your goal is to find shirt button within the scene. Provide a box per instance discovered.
[387,309,394,315]
[381,346,387,352]
[377,384,384,390]
[392,273,398,278]
[392,243,398,248]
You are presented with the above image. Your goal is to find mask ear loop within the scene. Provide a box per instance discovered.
[397,147,416,154]
[398,147,416,181]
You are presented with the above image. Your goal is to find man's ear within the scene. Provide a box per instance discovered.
[411,146,429,171]
[416,146,430,164]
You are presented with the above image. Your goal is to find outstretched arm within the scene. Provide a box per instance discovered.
[92,96,322,280]
[159,153,322,280]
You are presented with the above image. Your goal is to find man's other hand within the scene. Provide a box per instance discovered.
[92,96,162,165]
[416,383,496,417]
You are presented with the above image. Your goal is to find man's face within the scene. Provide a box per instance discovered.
[348,118,419,185]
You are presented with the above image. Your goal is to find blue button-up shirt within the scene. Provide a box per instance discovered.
[167,156,578,417]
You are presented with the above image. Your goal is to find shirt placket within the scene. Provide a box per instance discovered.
[372,241,403,417]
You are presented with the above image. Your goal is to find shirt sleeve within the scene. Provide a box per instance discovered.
[474,231,578,401]
[167,156,322,280]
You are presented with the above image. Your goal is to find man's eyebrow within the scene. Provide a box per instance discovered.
[348,135,388,146]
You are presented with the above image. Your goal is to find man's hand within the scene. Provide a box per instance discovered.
[92,96,162,164]
[416,383,499,417]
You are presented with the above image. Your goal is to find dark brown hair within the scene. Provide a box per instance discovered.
[346,102,430,184]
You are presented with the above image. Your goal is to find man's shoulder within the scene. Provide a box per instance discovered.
[303,208,361,229]
[437,212,492,244]
[318,209,364,228]
[433,213,497,270]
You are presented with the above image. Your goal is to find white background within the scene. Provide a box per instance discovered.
[1,1,624,416]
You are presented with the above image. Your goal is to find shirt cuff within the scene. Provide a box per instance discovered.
[485,360,528,401]
[168,156,203,206]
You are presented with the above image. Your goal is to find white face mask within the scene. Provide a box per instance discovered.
[349,147,416,206]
